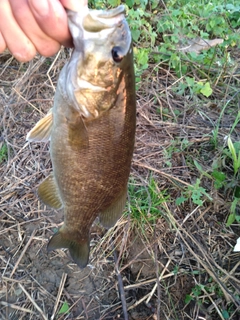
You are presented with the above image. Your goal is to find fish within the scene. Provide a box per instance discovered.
[26,5,136,268]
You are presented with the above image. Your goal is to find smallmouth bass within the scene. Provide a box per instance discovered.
[27,5,136,268]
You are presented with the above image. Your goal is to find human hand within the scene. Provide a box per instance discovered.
[0,0,87,62]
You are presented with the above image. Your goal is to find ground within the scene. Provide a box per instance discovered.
[0,44,240,320]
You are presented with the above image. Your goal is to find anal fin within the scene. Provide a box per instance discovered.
[26,109,53,142]
[99,187,127,229]
[38,173,62,209]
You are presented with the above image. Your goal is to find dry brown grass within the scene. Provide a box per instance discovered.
[0,47,240,320]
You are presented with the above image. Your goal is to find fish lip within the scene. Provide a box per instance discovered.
[67,5,125,19]
[86,5,126,29]
[68,5,126,35]
[95,5,126,19]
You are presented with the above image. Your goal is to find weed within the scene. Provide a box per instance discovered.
[192,149,240,225]
[226,197,240,226]
[176,178,212,206]
[210,104,240,225]
[210,92,240,149]
[226,137,240,176]
[89,0,239,89]
[174,77,213,98]
[0,143,7,163]
[185,278,239,319]
[128,177,168,230]
[58,301,70,315]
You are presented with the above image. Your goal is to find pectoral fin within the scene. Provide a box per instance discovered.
[47,229,90,268]
[26,109,53,142]
[38,173,62,209]
[66,110,89,149]
[99,188,127,229]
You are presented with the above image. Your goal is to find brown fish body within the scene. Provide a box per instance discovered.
[27,6,136,267]
[50,52,135,251]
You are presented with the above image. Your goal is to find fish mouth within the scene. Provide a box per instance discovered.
[95,5,125,19]
[79,6,126,33]
[67,5,126,47]
[63,6,130,120]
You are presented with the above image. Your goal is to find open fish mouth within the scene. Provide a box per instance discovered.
[82,5,126,32]
[60,5,131,120]
[67,5,126,33]
[67,5,127,47]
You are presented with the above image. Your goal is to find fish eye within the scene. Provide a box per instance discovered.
[112,46,123,63]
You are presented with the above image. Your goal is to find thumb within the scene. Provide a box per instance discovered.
[29,0,72,47]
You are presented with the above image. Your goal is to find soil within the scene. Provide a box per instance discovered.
[1,48,240,320]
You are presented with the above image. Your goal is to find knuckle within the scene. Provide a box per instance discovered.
[38,42,61,57]
[9,0,26,19]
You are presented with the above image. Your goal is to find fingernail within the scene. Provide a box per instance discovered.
[61,0,88,11]
[29,0,50,16]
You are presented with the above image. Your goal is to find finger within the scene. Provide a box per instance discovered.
[10,0,61,57]
[28,0,73,47]
[0,32,7,53]
[60,0,88,11]
[0,0,36,62]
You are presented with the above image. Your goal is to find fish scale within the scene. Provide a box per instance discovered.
[27,5,136,268]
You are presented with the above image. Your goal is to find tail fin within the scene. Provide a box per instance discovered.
[47,230,90,268]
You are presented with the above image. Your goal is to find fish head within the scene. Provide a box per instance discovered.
[60,5,133,120]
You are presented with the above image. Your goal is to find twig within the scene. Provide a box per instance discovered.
[169,211,239,306]
[154,227,161,320]
[19,283,48,320]
[203,287,225,320]
[10,230,36,278]
[0,301,35,314]
[127,258,172,313]
[12,87,44,115]
[128,292,150,311]
[81,298,89,319]
[134,161,191,186]
[51,272,68,320]
[112,238,129,320]
[47,49,62,91]
[146,259,171,304]
[124,272,174,290]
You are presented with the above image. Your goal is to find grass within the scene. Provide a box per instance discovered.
[0,143,8,163]
[0,0,240,319]
[128,177,167,225]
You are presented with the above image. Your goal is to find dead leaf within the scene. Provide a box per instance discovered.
[177,37,223,54]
